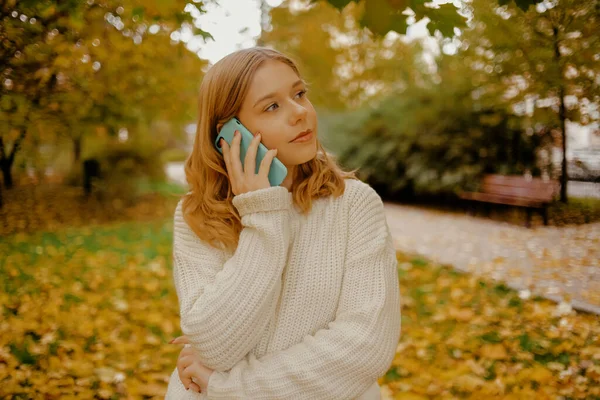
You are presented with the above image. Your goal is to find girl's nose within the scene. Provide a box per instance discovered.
[290,101,308,123]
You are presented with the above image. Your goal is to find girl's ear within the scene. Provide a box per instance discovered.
[216,122,224,133]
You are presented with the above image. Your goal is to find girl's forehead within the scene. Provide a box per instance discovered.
[250,60,299,88]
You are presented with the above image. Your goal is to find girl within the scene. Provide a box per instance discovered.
[165,47,401,399]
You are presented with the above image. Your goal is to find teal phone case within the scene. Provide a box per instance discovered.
[214,118,288,187]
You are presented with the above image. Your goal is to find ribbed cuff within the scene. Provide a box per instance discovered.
[232,186,292,216]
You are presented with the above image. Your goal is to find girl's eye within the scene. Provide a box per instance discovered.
[266,103,278,112]
[265,90,307,112]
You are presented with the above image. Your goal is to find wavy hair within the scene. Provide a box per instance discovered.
[181,47,358,253]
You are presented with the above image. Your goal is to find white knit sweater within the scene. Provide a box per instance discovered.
[164,178,401,400]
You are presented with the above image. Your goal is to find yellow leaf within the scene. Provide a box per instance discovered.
[529,366,554,383]
[449,307,474,321]
[517,366,554,384]
[552,341,574,354]
[585,365,600,382]
[480,343,508,360]
[452,374,485,392]
[395,393,429,400]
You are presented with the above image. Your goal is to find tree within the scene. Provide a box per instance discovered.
[0,0,210,189]
[262,0,430,110]
[326,49,537,198]
[319,0,544,38]
[459,0,600,202]
[261,2,345,110]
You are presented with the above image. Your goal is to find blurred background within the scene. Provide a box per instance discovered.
[1,0,599,398]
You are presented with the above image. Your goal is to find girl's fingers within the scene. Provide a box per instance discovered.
[177,363,192,389]
[221,139,234,178]
[244,133,261,177]
[177,354,195,368]
[180,375,193,390]
[258,149,277,180]
[188,381,202,393]
[183,363,202,380]
[220,137,228,158]
[170,336,188,345]
[181,363,203,391]
[177,356,194,390]
[229,131,243,182]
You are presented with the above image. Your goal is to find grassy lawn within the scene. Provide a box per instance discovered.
[1,202,599,399]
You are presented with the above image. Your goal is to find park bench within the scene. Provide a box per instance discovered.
[458,174,560,227]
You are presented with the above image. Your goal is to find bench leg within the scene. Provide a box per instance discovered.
[484,203,492,217]
[463,201,473,216]
[466,202,475,217]
[469,206,475,217]
[542,207,549,226]
[525,208,532,228]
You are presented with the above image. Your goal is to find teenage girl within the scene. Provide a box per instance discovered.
[165,47,401,400]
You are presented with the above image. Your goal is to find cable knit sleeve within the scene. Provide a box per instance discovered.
[204,183,402,399]
[172,186,292,372]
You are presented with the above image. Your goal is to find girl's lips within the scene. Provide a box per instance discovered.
[291,130,313,143]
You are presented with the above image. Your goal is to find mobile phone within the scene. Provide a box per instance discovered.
[214,117,288,187]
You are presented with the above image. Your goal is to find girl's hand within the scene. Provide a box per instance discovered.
[170,335,214,393]
[220,130,278,196]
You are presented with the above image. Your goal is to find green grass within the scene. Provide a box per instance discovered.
[135,179,187,197]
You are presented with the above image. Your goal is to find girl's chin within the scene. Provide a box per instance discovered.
[281,149,317,168]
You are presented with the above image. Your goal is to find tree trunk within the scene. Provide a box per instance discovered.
[558,86,568,203]
[73,136,82,164]
[256,0,268,46]
[553,26,568,203]
[1,160,13,189]
[0,129,26,190]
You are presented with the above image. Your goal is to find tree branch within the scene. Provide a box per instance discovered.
[0,136,5,161]
[8,129,27,164]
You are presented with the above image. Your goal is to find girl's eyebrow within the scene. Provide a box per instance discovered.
[253,79,304,108]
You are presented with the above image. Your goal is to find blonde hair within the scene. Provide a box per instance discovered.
[182,47,358,252]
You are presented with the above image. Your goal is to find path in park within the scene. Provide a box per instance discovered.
[382,202,600,315]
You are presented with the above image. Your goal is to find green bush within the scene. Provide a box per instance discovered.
[549,197,600,225]
[323,88,540,199]
[66,142,166,206]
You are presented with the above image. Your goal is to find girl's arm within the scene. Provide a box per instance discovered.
[172,186,292,372]
[202,185,402,399]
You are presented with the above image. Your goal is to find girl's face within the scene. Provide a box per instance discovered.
[237,60,318,170]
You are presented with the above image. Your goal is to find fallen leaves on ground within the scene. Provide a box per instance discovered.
[1,186,599,399]
[1,220,180,399]
[0,183,183,237]
[378,254,600,399]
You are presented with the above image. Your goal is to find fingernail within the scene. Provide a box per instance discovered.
[234,130,239,137]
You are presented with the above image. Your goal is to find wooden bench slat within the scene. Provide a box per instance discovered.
[459,191,545,207]
[479,185,556,201]
[459,174,559,227]
[484,174,553,185]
